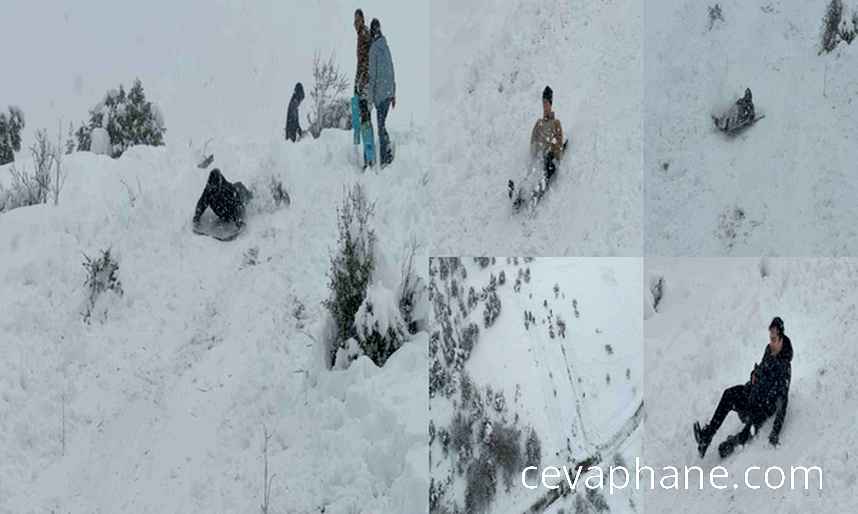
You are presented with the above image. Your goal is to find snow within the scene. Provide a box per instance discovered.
[90,127,110,155]
[0,1,431,510]
[645,258,858,512]
[429,258,643,513]
[645,0,858,255]
[429,0,642,256]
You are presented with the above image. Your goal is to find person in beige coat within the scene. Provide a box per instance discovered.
[530,85,565,181]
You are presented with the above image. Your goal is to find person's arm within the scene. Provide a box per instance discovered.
[530,121,540,157]
[367,44,377,106]
[193,188,209,223]
[554,121,564,158]
[388,46,395,106]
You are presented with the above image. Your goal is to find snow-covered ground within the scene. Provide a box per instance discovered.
[0,1,431,512]
[645,0,858,255]
[429,258,642,513]
[645,258,858,512]
[429,0,642,256]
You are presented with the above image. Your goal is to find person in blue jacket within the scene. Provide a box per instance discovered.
[367,18,396,167]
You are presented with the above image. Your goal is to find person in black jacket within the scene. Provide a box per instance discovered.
[193,168,252,228]
[694,317,793,458]
[285,82,304,142]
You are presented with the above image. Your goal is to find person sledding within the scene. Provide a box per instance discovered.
[693,317,793,459]
[713,88,760,133]
[508,86,568,209]
[192,168,253,234]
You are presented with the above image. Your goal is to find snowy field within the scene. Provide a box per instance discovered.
[429,258,642,513]
[645,258,858,512]
[645,0,858,255]
[0,1,430,513]
[429,0,642,256]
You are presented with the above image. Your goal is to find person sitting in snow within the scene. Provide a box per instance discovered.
[285,82,305,142]
[736,87,755,123]
[694,317,792,458]
[367,18,396,167]
[193,168,253,229]
[530,86,566,182]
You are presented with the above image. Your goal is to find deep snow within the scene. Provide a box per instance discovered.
[645,258,858,512]
[645,0,858,255]
[429,0,642,256]
[0,1,431,512]
[429,258,643,513]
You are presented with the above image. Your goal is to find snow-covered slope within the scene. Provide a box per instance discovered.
[644,258,858,511]
[429,0,642,256]
[429,258,642,513]
[645,0,858,255]
[0,130,430,513]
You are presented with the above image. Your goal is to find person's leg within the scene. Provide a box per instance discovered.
[544,152,557,181]
[702,384,748,440]
[376,98,391,164]
[359,98,374,167]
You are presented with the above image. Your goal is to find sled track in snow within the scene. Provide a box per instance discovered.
[520,401,644,514]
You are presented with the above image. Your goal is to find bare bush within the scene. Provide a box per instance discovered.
[307,52,350,139]
[82,248,123,323]
[820,0,845,54]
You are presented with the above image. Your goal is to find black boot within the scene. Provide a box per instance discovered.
[693,421,714,458]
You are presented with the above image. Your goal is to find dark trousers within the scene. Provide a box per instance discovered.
[544,152,557,181]
[706,384,759,442]
[376,97,392,164]
[359,98,371,124]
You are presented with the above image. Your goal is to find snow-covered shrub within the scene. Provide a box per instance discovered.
[82,248,123,323]
[398,242,428,335]
[0,106,24,165]
[488,423,522,492]
[354,281,407,366]
[707,4,724,31]
[474,257,491,269]
[498,270,506,286]
[821,0,845,54]
[482,290,501,328]
[76,79,165,157]
[464,454,497,514]
[2,129,62,211]
[459,322,480,360]
[525,427,542,468]
[307,52,350,139]
[324,183,376,367]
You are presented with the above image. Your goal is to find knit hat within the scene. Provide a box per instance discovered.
[542,86,553,104]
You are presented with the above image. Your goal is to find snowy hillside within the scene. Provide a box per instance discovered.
[0,1,432,511]
[645,258,858,511]
[429,0,642,256]
[645,0,858,255]
[429,258,643,513]
[0,129,431,513]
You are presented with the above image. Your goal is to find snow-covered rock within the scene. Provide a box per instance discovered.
[90,127,111,155]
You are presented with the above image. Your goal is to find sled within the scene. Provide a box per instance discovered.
[712,105,765,134]
[192,212,244,242]
[508,139,569,213]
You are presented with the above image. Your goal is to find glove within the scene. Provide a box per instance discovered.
[768,432,779,446]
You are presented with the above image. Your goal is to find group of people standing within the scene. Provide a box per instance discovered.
[285,8,397,170]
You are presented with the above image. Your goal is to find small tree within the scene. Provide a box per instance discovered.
[820,0,845,54]
[307,52,350,138]
[324,183,376,367]
[0,106,25,165]
[76,78,166,157]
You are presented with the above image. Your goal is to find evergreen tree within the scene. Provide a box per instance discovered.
[0,106,25,165]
